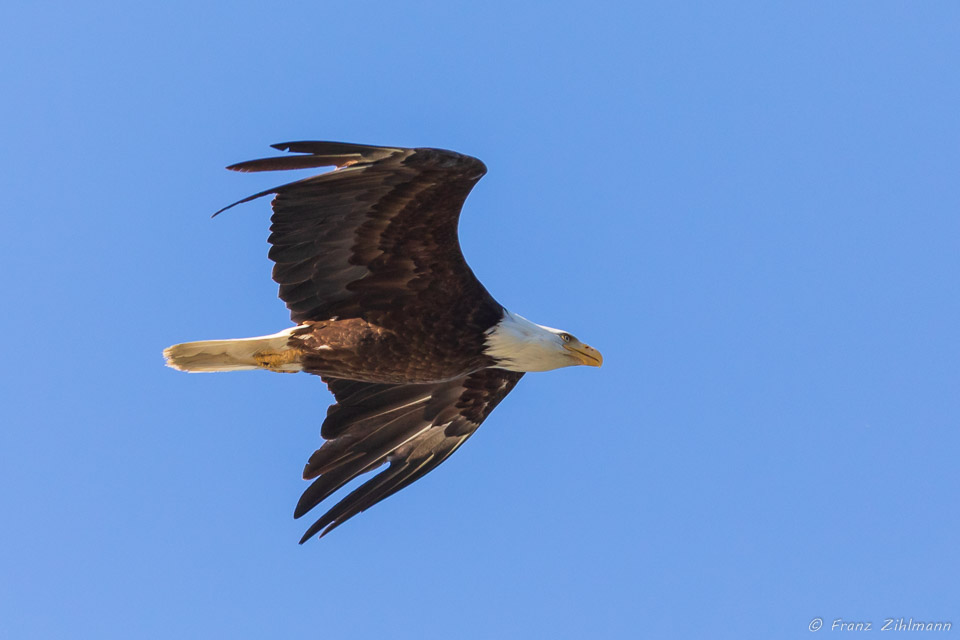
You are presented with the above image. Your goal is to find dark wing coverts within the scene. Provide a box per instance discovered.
[297,369,523,541]
[218,141,500,330]
[217,142,521,541]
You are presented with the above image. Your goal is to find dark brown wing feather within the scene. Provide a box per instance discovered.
[216,142,501,332]
[295,368,524,542]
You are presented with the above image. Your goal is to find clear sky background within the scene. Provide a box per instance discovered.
[2,2,958,638]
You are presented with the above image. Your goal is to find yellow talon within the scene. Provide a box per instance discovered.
[254,349,303,373]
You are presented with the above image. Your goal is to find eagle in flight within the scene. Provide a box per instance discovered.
[164,141,602,543]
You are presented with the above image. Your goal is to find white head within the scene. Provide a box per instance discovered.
[483,310,603,372]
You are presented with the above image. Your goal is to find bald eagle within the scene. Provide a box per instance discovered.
[164,141,602,543]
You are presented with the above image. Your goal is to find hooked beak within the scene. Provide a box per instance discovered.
[563,342,603,367]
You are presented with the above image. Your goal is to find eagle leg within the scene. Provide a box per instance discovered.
[253,348,303,373]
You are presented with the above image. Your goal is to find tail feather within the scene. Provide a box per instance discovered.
[163,328,300,373]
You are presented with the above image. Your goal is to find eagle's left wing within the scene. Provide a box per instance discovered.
[295,368,524,542]
[213,142,500,331]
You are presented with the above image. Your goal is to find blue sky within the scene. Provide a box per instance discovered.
[2,2,958,638]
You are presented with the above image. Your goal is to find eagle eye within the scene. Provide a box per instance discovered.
[560,333,572,343]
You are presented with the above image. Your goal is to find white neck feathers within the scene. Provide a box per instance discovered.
[483,310,569,372]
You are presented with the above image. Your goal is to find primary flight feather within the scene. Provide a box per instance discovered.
[164,141,602,543]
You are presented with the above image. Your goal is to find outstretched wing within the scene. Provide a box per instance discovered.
[295,368,524,542]
[216,142,501,329]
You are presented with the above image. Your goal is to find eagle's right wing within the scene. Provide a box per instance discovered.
[295,368,524,543]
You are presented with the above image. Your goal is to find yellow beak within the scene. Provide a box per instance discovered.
[563,342,603,367]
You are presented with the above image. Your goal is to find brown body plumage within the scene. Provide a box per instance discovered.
[289,318,495,384]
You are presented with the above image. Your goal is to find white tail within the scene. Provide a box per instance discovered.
[163,328,301,373]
